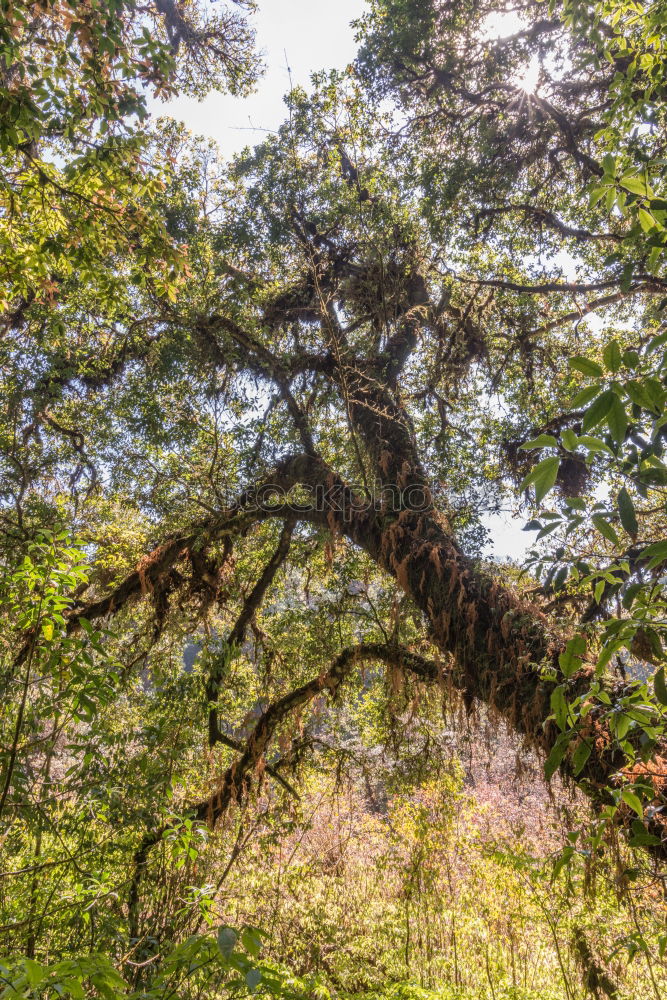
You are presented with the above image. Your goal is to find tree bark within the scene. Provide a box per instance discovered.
[324,357,667,857]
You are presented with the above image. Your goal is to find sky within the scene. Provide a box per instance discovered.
[148,1,534,562]
[149,4,532,162]
[149,0,368,162]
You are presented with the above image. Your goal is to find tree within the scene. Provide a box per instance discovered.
[0,0,260,315]
[1,1,666,954]
[355,0,667,843]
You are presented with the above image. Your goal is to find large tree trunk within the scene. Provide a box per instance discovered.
[322,360,667,857]
[332,485,667,856]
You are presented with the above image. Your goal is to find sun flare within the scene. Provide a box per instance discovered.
[516,54,541,94]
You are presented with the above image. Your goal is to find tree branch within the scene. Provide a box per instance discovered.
[207,518,295,744]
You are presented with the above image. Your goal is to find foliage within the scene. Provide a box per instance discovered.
[0,0,259,312]
[1,924,286,1000]
[0,530,115,820]
[507,0,667,847]
[562,0,667,266]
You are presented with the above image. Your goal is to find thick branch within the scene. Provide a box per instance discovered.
[475,203,623,244]
[60,456,330,639]
[321,366,667,859]
[453,273,667,295]
[530,287,649,336]
[199,316,317,456]
[127,641,440,936]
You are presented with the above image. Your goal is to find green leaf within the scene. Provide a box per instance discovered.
[241,928,262,958]
[617,487,638,536]
[519,434,558,451]
[641,540,667,566]
[589,185,607,207]
[246,969,262,993]
[217,926,238,959]
[602,340,622,373]
[654,666,667,707]
[576,435,612,455]
[559,635,586,678]
[561,428,578,451]
[569,356,603,377]
[622,583,642,610]
[621,788,643,818]
[620,174,648,195]
[552,846,574,880]
[519,456,560,504]
[572,739,591,776]
[582,390,616,431]
[625,380,659,412]
[544,736,569,780]
[551,685,568,731]
[74,694,96,722]
[61,979,85,1000]
[570,384,601,408]
[638,207,656,232]
[647,329,667,353]
[592,514,619,545]
[23,961,47,988]
[629,830,661,847]
[606,395,628,444]
[595,640,621,674]
[614,713,631,740]
[537,521,560,540]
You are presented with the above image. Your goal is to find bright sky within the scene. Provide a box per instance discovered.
[149,0,367,161]
[149,1,533,562]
